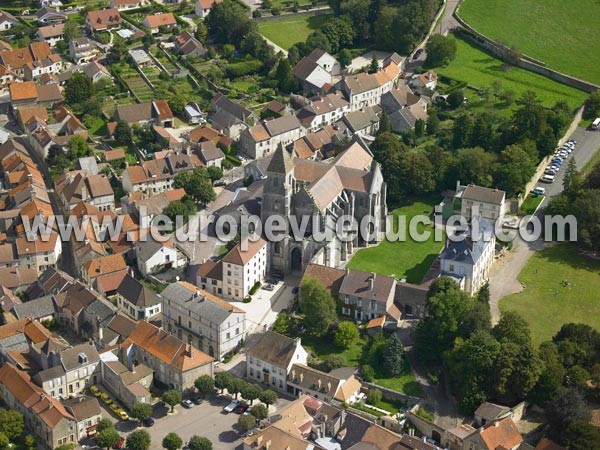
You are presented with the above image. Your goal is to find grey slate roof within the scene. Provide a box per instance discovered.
[263,114,301,137]
[441,217,494,266]
[211,93,254,122]
[136,239,169,262]
[389,109,416,132]
[247,331,300,368]
[339,269,395,301]
[462,184,505,204]
[76,156,99,175]
[160,283,244,324]
[116,274,161,308]
[342,107,379,133]
[60,342,100,371]
[35,365,66,382]
[267,145,294,174]
[82,297,117,327]
[12,295,57,320]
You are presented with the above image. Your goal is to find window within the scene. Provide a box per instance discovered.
[226,332,230,339]
[449,264,455,272]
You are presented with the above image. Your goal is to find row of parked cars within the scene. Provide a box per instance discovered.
[223,398,253,415]
[535,140,577,194]
[89,385,129,421]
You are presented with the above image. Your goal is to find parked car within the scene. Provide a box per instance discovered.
[233,402,249,414]
[100,393,112,405]
[541,174,555,183]
[262,283,275,291]
[413,48,423,59]
[223,400,239,413]
[243,406,253,416]
[193,397,203,405]
[533,187,546,196]
[117,410,129,421]
[142,417,155,427]
[213,180,227,187]
[90,385,101,397]
[110,404,120,413]
[181,399,194,409]
[113,437,125,450]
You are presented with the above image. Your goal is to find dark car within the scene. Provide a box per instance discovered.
[193,397,203,405]
[413,48,423,60]
[233,402,249,414]
[292,287,300,295]
[142,417,155,427]
[213,180,227,187]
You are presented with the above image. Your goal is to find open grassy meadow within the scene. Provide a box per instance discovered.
[500,244,600,346]
[346,197,444,284]
[437,36,588,110]
[258,14,332,51]
[458,0,600,86]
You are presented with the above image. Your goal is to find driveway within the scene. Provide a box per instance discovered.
[489,127,600,323]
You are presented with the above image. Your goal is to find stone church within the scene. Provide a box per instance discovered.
[260,137,387,274]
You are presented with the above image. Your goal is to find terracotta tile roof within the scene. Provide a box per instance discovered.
[86,173,114,198]
[124,165,148,185]
[164,188,186,202]
[302,264,345,295]
[38,23,65,38]
[1,48,33,69]
[122,320,213,371]
[248,123,270,142]
[479,418,523,450]
[153,99,173,120]
[536,438,565,450]
[366,316,385,329]
[144,12,176,28]
[83,253,127,278]
[196,259,223,280]
[29,42,52,60]
[0,363,75,427]
[197,0,223,9]
[9,81,38,101]
[94,268,129,294]
[0,318,51,343]
[222,235,266,266]
[15,233,59,256]
[87,8,122,31]
[104,148,126,161]
[334,375,361,402]
[16,106,49,127]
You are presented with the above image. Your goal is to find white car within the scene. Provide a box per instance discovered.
[223,400,239,413]
[533,187,546,195]
[541,174,555,183]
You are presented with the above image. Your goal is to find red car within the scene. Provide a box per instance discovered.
[114,436,125,449]
[233,403,249,414]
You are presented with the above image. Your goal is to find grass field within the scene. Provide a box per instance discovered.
[346,197,444,284]
[302,334,367,367]
[459,0,600,85]
[258,14,332,51]
[519,194,544,215]
[437,36,587,110]
[500,244,600,346]
[373,357,423,397]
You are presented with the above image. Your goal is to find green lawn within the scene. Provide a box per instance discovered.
[258,14,332,51]
[437,36,588,110]
[500,244,600,346]
[373,358,423,397]
[346,197,444,284]
[519,194,544,216]
[302,334,367,367]
[459,0,600,85]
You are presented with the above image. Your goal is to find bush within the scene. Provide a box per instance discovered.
[271,7,281,15]
[252,9,261,18]
[361,365,375,382]
[243,295,252,303]
[226,154,242,166]
[367,388,382,405]
[249,281,261,295]
[224,59,263,78]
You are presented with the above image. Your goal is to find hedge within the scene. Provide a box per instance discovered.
[225,60,263,78]
[226,154,242,166]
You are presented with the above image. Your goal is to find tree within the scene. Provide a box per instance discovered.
[426,111,440,135]
[367,388,382,405]
[195,21,208,42]
[162,433,183,450]
[334,322,359,348]
[205,0,256,47]
[164,197,196,226]
[162,390,182,413]
[174,168,216,205]
[447,90,464,109]
[414,118,425,137]
[258,390,277,409]
[24,434,36,450]
[493,311,532,347]
[227,377,244,399]
[240,382,261,404]
[545,387,591,441]
[64,18,80,41]
[0,410,24,440]
[194,375,215,397]
[0,432,9,449]
[65,72,92,106]
[251,404,269,421]
[378,110,392,134]
[96,428,121,450]
[383,333,404,376]
[361,365,375,382]
[96,418,114,434]
[127,430,151,450]
[275,57,294,93]
[338,48,352,69]
[399,151,435,194]
[238,414,255,433]
[368,54,379,73]
[67,134,91,159]
[188,436,212,450]
[563,421,600,450]
[321,16,355,53]
[207,166,223,181]
[114,121,132,145]
[452,114,473,149]
[130,403,153,425]
[454,147,495,187]
[425,34,457,67]
[214,371,233,393]
[531,341,566,404]
[299,277,337,336]
[494,143,536,197]
[272,312,292,336]
[583,89,600,120]
[562,157,580,195]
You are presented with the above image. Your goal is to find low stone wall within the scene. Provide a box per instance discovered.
[255,6,331,21]
[363,382,421,407]
[453,6,599,94]
[405,410,445,441]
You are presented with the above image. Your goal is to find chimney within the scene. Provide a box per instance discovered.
[131,363,136,374]
[299,373,304,383]
[326,382,331,393]
[257,436,263,446]
[368,273,375,291]
[317,379,322,390]
[186,344,192,357]
[265,440,271,450]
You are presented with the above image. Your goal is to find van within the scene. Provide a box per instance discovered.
[593,117,600,130]
[533,187,545,196]
[541,174,555,183]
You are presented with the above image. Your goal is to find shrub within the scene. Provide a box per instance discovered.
[224,59,263,78]
[271,7,281,15]
[361,365,375,382]
[367,388,382,405]
[249,281,261,295]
